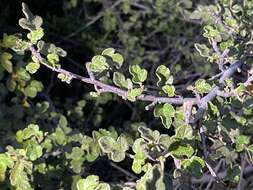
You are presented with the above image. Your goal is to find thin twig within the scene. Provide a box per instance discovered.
[64,0,124,39]
[109,162,138,180]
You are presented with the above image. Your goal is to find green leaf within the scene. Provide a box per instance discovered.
[0,162,7,181]
[203,25,222,41]
[111,53,124,68]
[70,158,85,174]
[113,72,133,89]
[96,183,111,190]
[36,101,49,113]
[162,103,175,118]
[162,85,175,97]
[194,43,211,57]
[57,73,72,84]
[24,85,38,98]
[132,159,145,174]
[0,154,14,181]
[235,83,246,96]
[129,65,147,84]
[24,80,43,98]
[37,40,67,57]
[127,88,143,102]
[27,28,44,44]
[132,138,147,173]
[155,65,172,86]
[194,79,212,94]
[26,140,43,161]
[102,48,115,57]
[17,124,43,142]
[89,55,109,73]
[16,68,31,81]
[226,165,241,183]
[158,135,172,149]
[169,142,194,158]
[235,135,250,152]
[102,48,124,68]
[47,53,59,65]
[1,34,18,48]
[111,150,126,162]
[136,164,165,190]
[175,124,193,139]
[117,135,129,151]
[76,175,99,190]
[0,52,13,73]
[10,162,32,190]
[182,156,205,178]
[138,126,160,142]
[19,3,43,31]
[6,78,17,92]
[66,147,85,160]
[154,103,175,129]
[30,80,43,92]
[51,127,67,145]
[219,39,234,51]
[26,62,40,74]
[98,136,116,153]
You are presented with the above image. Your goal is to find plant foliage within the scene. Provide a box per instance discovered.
[1,0,253,189]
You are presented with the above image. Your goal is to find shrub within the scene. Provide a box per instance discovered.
[1,1,253,189]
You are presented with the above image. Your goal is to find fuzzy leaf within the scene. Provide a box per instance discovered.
[155,65,171,86]
[77,175,99,190]
[132,138,146,174]
[19,3,43,31]
[47,53,59,65]
[0,52,13,73]
[102,48,115,57]
[203,25,222,41]
[1,34,18,48]
[98,136,115,153]
[154,103,175,129]
[129,65,147,84]
[111,150,126,162]
[0,154,14,181]
[235,135,250,152]
[162,85,175,97]
[96,183,111,190]
[138,126,160,142]
[136,164,165,190]
[24,85,37,98]
[117,135,129,151]
[113,72,133,89]
[37,40,67,57]
[57,73,72,84]
[194,43,210,57]
[16,68,31,81]
[27,28,44,44]
[17,124,43,142]
[127,88,143,102]
[111,53,124,68]
[90,55,109,73]
[169,142,194,158]
[26,62,40,74]
[26,140,43,161]
[182,156,205,178]
[10,162,32,190]
[194,79,212,94]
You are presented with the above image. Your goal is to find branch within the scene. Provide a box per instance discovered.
[29,46,197,105]
[193,58,245,124]
[64,0,124,39]
[29,47,244,110]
